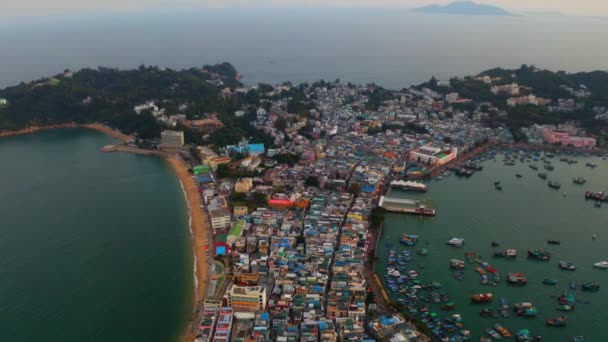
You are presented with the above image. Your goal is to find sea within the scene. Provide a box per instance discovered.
[1,8,608,89]
[0,129,193,342]
[376,151,608,341]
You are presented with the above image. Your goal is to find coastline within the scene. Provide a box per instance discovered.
[0,122,133,143]
[165,156,209,342]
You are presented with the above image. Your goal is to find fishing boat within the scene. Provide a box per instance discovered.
[507,272,528,286]
[449,259,465,270]
[471,293,493,303]
[548,180,561,189]
[594,261,608,268]
[542,278,557,285]
[547,239,560,245]
[484,328,502,340]
[559,293,576,305]
[528,249,551,261]
[494,324,512,338]
[529,164,539,170]
[582,282,600,292]
[480,308,497,317]
[544,164,555,171]
[547,316,567,327]
[440,301,456,311]
[447,237,464,247]
[559,260,576,271]
[513,302,537,317]
[416,248,428,256]
[494,249,517,258]
[573,177,587,185]
[399,234,419,246]
[538,172,547,180]
[586,162,597,168]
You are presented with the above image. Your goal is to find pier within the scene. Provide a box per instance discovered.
[379,196,436,216]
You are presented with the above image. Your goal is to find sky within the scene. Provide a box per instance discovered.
[2,0,608,18]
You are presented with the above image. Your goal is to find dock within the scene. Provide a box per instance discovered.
[379,196,436,216]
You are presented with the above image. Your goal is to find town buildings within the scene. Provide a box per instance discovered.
[409,144,458,166]
[540,126,596,148]
[224,285,267,312]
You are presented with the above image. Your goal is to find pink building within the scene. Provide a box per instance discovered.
[541,128,596,148]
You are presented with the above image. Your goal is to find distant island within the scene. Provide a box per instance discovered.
[413,1,514,16]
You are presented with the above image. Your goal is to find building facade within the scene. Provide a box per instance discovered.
[224,285,267,312]
[210,209,231,230]
[160,130,184,151]
[234,178,253,193]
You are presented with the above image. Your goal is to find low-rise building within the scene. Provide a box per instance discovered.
[235,178,253,193]
[233,206,249,217]
[409,144,458,166]
[210,208,231,230]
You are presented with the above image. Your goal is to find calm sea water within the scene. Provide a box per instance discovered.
[377,153,608,341]
[0,129,192,342]
[1,9,608,89]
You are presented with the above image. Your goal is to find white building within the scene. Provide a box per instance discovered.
[0,98,8,105]
[133,101,159,114]
[445,92,459,104]
[409,144,458,166]
[491,83,520,96]
[210,209,231,231]
[160,130,184,150]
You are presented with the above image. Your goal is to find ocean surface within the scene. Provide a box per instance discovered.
[0,129,192,342]
[1,9,608,89]
[376,152,608,341]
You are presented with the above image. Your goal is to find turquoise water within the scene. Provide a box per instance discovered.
[377,153,608,341]
[0,129,192,341]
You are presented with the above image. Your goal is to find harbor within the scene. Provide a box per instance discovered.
[376,151,608,341]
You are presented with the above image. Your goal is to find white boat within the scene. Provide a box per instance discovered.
[447,237,465,247]
[594,261,608,269]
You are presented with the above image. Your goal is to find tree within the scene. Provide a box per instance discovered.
[443,136,453,144]
[274,116,287,131]
[370,207,387,227]
[305,176,320,188]
[349,183,362,196]
[251,192,268,207]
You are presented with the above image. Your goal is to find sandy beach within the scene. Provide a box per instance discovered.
[166,156,210,342]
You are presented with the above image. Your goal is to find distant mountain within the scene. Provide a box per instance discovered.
[413,1,513,16]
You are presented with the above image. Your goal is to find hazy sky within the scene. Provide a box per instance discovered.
[2,0,608,17]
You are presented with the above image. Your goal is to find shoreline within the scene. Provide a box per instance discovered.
[0,123,133,143]
[1,124,207,342]
[165,156,209,342]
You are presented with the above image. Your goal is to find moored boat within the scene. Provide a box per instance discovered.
[507,272,528,286]
[416,248,428,256]
[447,237,464,247]
[484,328,502,340]
[494,249,517,258]
[582,282,600,292]
[400,234,419,246]
[471,293,493,303]
[547,239,560,245]
[548,180,561,189]
[593,261,608,269]
[559,260,576,271]
[449,259,465,270]
[556,304,573,311]
[573,177,587,185]
[528,249,550,261]
[547,316,567,327]
[513,302,537,317]
[538,172,547,179]
[543,278,557,285]
[494,324,512,338]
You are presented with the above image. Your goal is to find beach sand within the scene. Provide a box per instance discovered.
[166,156,210,342]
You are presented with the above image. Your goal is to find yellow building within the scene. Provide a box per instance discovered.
[224,285,267,312]
[234,178,253,193]
[233,206,248,217]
